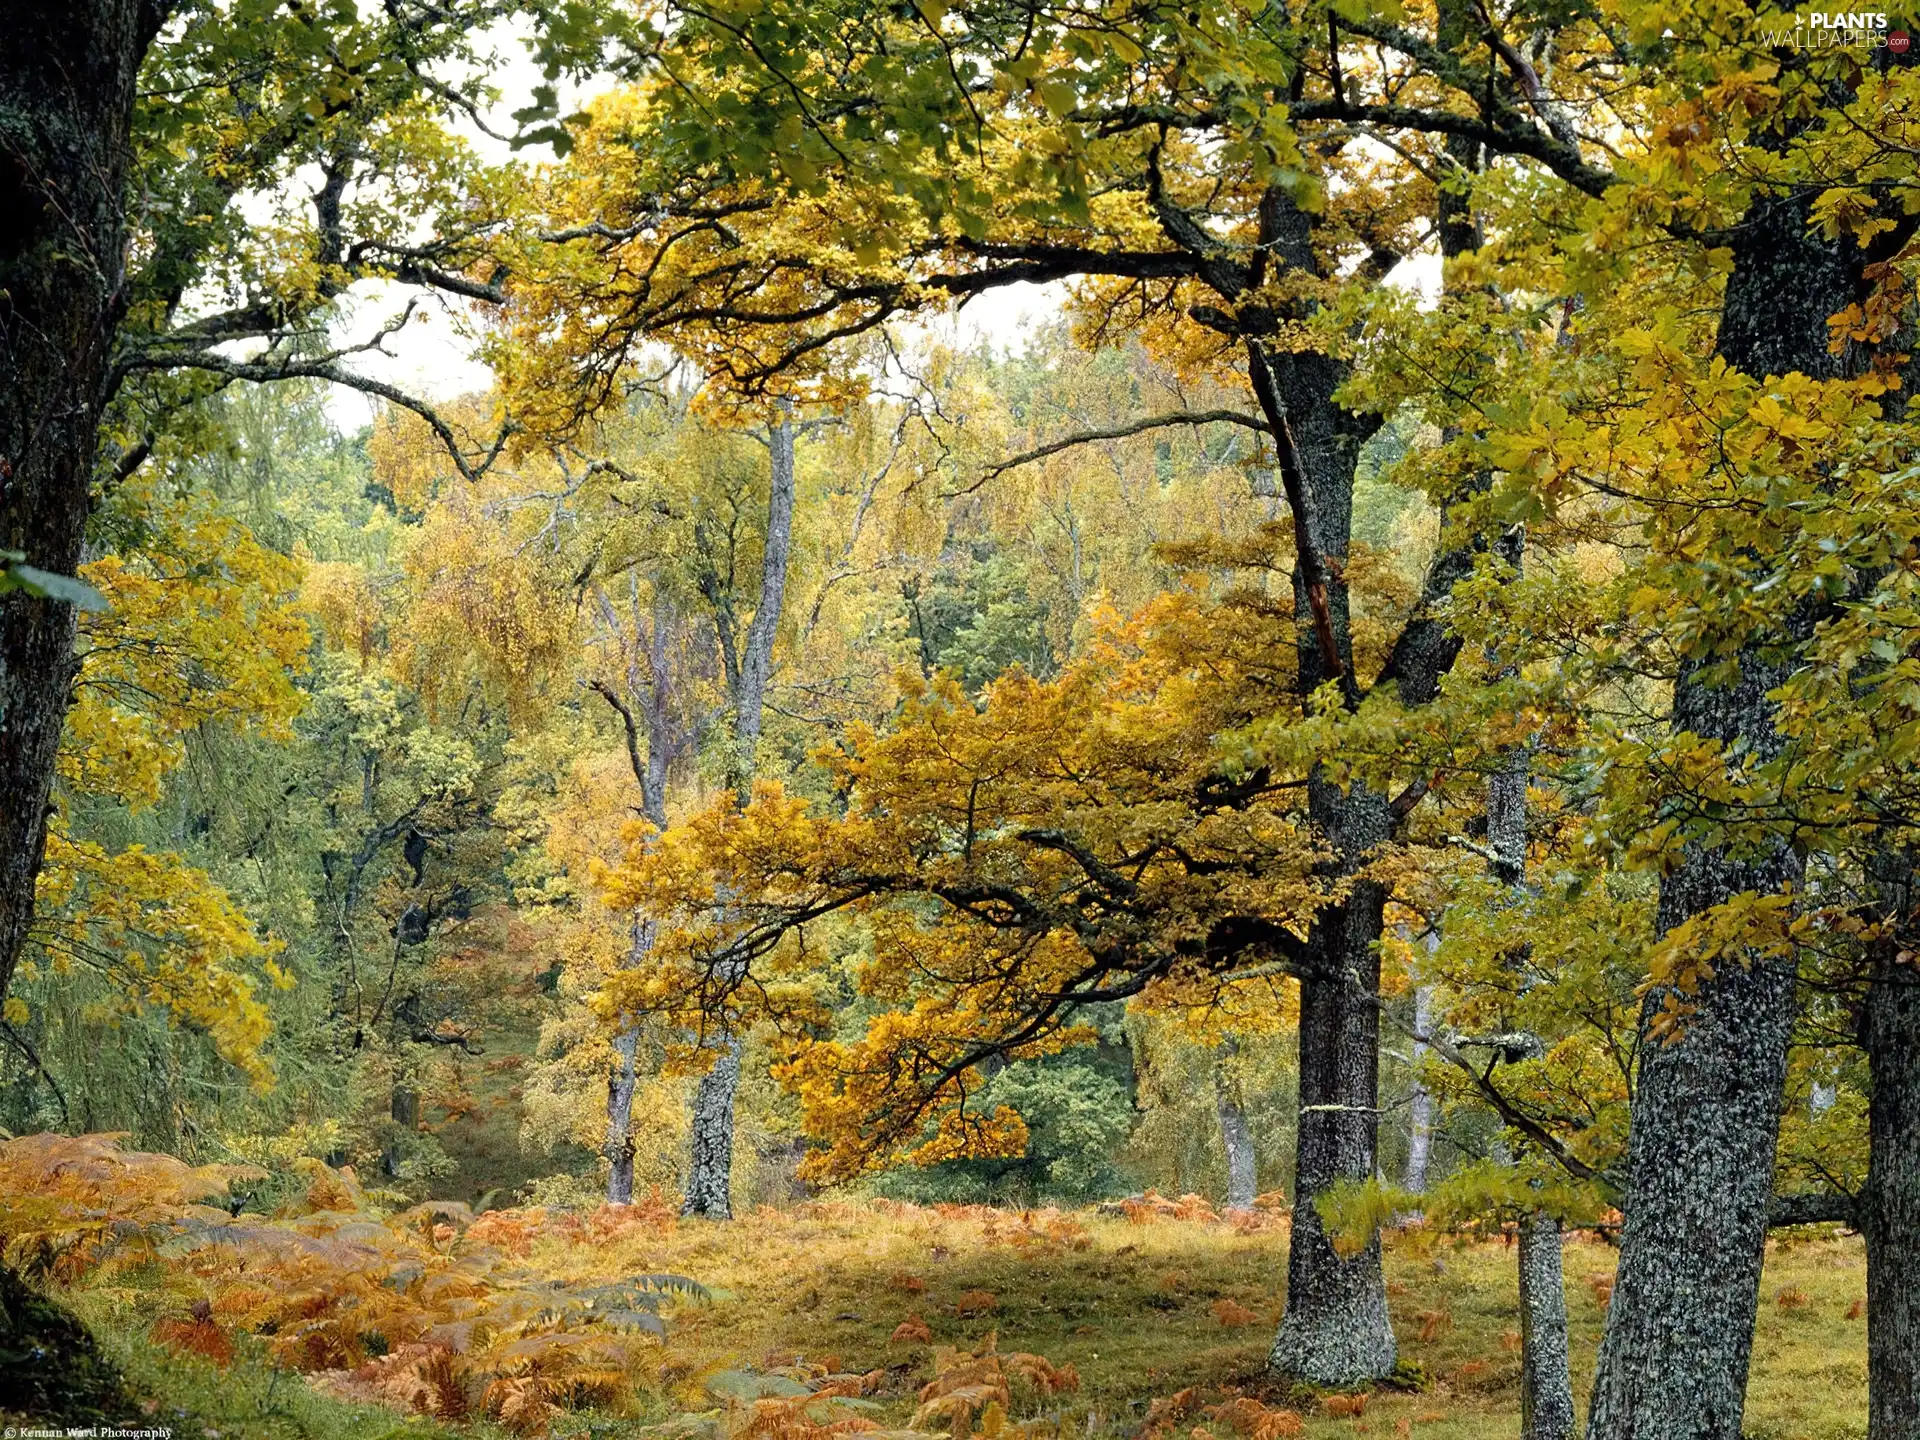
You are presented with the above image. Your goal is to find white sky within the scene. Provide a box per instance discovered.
[318,39,1442,430]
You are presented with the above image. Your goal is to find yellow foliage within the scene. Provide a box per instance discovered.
[595,578,1337,1179]
[33,831,283,1086]
[63,480,309,809]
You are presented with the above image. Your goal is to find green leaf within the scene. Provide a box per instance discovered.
[0,556,108,611]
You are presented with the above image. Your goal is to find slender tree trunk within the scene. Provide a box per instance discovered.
[683,1036,741,1218]
[1587,193,1856,1440]
[604,1024,640,1205]
[1865,945,1920,1440]
[683,411,795,1218]
[385,1076,419,1178]
[604,919,660,1207]
[1406,981,1434,1195]
[0,0,155,1004]
[595,622,673,1207]
[1215,1044,1257,1212]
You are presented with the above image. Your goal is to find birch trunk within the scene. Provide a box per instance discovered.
[1214,1045,1257,1212]
[604,1020,641,1205]
[1405,982,1435,1195]
[682,410,795,1219]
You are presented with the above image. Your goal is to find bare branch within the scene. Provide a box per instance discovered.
[956,408,1270,494]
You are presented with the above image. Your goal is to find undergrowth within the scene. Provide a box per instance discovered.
[0,1135,1870,1440]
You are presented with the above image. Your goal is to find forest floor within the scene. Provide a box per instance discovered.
[18,1185,1869,1440]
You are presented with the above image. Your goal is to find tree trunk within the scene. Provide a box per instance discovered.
[1584,812,1798,1440]
[1865,948,1920,1440]
[1268,852,1398,1386]
[683,1036,741,1218]
[683,409,796,1218]
[1587,192,1855,1440]
[384,1077,419,1178]
[1215,1044,1257,1212]
[0,0,155,1004]
[1406,981,1435,1195]
[1518,1211,1575,1440]
[605,1023,640,1205]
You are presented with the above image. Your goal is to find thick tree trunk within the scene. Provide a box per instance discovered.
[0,0,154,1003]
[1268,846,1398,1386]
[1584,793,1798,1440]
[1249,190,1397,1386]
[1215,1045,1257,1212]
[1865,950,1920,1440]
[1587,193,1855,1440]
[1518,1212,1575,1440]
[683,1036,741,1218]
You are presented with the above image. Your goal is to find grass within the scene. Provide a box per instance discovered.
[489,1197,1869,1439]
[30,1197,1870,1440]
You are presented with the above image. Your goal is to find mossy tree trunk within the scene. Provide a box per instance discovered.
[1865,912,1920,1440]
[0,0,159,1007]
[1586,193,1859,1440]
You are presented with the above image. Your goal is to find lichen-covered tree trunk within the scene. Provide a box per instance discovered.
[0,0,155,1004]
[1584,725,1799,1440]
[1865,945,1920,1440]
[1252,327,1399,1385]
[604,1024,642,1205]
[1586,192,1856,1440]
[1214,1045,1257,1212]
[1267,848,1397,1385]
[1518,1212,1575,1440]
[683,1037,741,1218]
[683,412,794,1219]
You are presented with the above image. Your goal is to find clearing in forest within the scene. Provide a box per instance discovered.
[1,1135,1868,1440]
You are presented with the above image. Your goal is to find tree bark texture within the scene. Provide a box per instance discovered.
[1215,1044,1257,1212]
[683,1036,741,1219]
[1587,193,1857,1440]
[1518,1212,1575,1440]
[0,0,157,1005]
[683,412,795,1219]
[604,1022,642,1206]
[1267,856,1398,1386]
[1865,948,1920,1440]
[1406,981,1435,1195]
[1247,213,1399,1379]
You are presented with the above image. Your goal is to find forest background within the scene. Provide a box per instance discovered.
[1,2,1917,1439]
